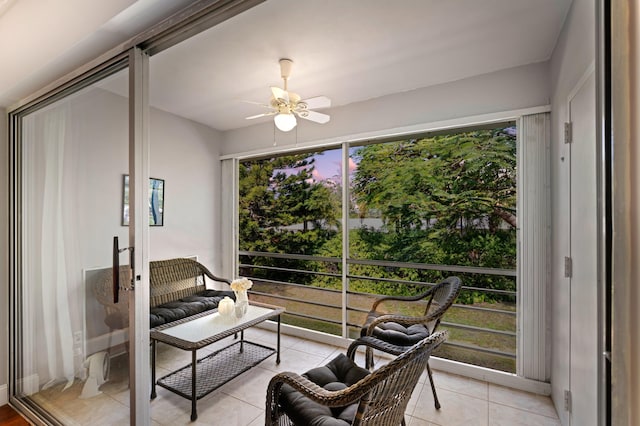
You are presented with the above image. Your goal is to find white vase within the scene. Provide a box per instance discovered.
[234,290,248,318]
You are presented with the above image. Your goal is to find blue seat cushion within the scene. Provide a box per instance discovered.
[361,313,430,347]
[279,353,370,425]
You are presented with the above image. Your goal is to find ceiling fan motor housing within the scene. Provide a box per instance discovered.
[279,58,293,80]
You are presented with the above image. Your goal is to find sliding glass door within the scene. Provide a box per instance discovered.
[9,52,150,425]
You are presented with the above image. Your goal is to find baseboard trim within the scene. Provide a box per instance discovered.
[86,330,128,356]
[429,357,552,395]
[0,383,7,406]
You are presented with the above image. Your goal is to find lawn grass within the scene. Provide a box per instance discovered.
[250,280,516,373]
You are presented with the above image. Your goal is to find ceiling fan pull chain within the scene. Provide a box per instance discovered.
[273,121,277,146]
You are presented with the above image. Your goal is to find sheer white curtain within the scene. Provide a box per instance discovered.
[23,105,76,391]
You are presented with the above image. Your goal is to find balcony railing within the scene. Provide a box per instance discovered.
[239,250,517,373]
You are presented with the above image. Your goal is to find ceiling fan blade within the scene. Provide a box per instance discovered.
[271,86,289,102]
[246,112,276,120]
[300,96,331,110]
[297,110,330,124]
[242,100,272,108]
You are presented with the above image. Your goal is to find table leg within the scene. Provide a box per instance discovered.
[191,350,197,421]
[276,315,281,365]
[240,329,244,353]
[150,339,157,399]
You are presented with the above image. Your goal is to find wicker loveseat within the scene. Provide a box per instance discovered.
[148,258,234,327]
[94,258,234,333]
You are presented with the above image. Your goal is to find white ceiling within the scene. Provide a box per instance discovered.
[2,0,572,131]
[0,0,194,107]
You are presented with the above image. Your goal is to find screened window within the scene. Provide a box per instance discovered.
[238,124,518,372]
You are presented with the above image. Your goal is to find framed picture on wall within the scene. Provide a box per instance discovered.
[122,175,165,226]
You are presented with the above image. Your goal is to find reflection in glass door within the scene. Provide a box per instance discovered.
[11,66,138,425]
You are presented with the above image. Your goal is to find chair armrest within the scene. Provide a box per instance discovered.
[347,336,411,360]
[199,263,232,284]
[370,286,434,311]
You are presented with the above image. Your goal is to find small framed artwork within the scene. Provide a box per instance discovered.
[122,175,165,226]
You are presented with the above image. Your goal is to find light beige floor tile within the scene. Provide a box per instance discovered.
[489,384,559,419]
[154,346,226,376]
[67,394,130,426]
[107,388,130,407]
[247,331,300,351]
[242,326,278,342]
[218,366,275,409]
[406,382,426,413]
[151,386,206,423]
[412,387,489,426]
[258,331,300,349]
[154,344,192,371]
[432,370,489,400]
[26,334,563,426]
[31,380,130,426]
[289,338,341,358]
[162,393,262,426]
[243,331,285,358]
[247,412,266,426]
[255,346,327,374]
[407,415,442,426]
[489,402,561,425]
[409,382,441,415]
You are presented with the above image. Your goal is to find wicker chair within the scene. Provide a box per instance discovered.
[360,276,461,409]
[266,331,448,426]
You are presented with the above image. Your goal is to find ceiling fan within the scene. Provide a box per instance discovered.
[245,58,331,132]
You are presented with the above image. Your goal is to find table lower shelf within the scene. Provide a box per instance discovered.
[157,340,275,400]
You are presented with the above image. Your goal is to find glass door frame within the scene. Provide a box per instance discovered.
[7,49,151,425]
[128,47,151,426]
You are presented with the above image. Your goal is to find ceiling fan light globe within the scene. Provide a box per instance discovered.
[274,113,297,132]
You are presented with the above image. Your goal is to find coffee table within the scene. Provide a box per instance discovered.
[150,301,285,421]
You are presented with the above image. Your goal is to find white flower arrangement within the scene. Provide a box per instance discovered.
[230,277,253,292]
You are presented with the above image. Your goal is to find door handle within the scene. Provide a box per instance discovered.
[112,236,134,303]
[113,236,120,303]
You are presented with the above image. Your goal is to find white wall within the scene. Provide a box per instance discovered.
[0,107,8,404]
[549,0,596,424]
[149,107,224,270]
[221,61,550,155]
[62,88,223,272]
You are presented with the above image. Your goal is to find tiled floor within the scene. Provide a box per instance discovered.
[30,327,561,425]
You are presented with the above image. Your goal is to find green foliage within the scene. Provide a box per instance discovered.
[239,153,341,284]
[352,128,516,233]
[238,127,517,304]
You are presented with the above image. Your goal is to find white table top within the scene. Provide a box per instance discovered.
[150,302,285,349]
